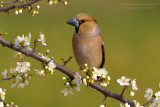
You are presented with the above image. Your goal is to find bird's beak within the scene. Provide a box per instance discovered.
[66,17,79,28]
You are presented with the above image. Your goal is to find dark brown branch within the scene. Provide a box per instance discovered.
[120,86,127,96]
[142,97,156,106]
[103,95,107,106]
[0,75,16,81]
[0,0,40,12]
[61,56,73,66]
[33,39,37,52]
[0,36,135,107]
[0,74,33,81]
[22,39,37,62]
[2,0,19,5]
[22,55,27,62]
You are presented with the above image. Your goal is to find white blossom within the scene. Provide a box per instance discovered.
[15,35,24,45]
[24,80,29,85]
[18,9,22,13]
[66,82,70,86]
[54,0,58,4]
[24,74,28,78]
[131,79,138,90]
[107,76,111,81]
[86,76,89,79]
[49,0,53,5]
[10,75,27,88]
[14,33,31,47]
[46,49,50,53]
[15,10,18,15]
[36,5,40,9]
[62,77,66,80]
[15,62,31,73]
[0,88,6,101]
[64,1,68,5]
[155,91,160,101]
[73,72,82,91]
[41,54,50,61]
[92,68,108,80]
[35,69,45,76]
[10,102,14,106]
[61,88,73,96]
[45,60,56,73]
[99,105,105,107]
[0,102,4,107]
[120,103,138,107]
[38,33,46,46]
[82,78,87,85]
[10,68,15,74]
[133,100,143,107]
[117,76,130,86]
[24,33,31,46]
[120,103,124,107]
[101,83,107,87]
[16,76,22,83]
[11,83,17,88]
[2,69,7,78]
[130,91,135,96]
[125,103,130,107]
[14,36,20,45]
[149,100,160,107]
[14,51,24,58]
[144,88,153,100]
[27,46,32,51]
[17,83,25,89]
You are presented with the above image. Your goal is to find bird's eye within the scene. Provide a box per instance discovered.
[79,19,85,24]
[81,19,85,23]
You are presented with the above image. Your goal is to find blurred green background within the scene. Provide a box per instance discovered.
[0,0,160,106]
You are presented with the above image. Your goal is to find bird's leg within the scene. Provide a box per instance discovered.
[87,82,90,86]
[76,68,82,73]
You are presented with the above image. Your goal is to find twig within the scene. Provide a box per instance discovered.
[61,56,72,66]
[142,97,156,106]
[120,86,127,96]
[0,75,16,81]
[0,74,33,81]
[103,95,107,106]
[22,55,27,62]
[0,0,40,12]
[0,36,135,106]
[33,39,37,52]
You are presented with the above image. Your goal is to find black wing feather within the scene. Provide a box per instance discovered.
[99,43,105,68]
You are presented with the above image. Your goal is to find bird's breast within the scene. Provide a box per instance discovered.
[72,34,103,70]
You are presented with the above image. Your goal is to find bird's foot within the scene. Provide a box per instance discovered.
[87,82,90,87]
[75,68,82,74]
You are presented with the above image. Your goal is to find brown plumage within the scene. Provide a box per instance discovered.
[67,13,105,70]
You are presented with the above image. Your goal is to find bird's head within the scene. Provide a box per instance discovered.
[67,13,99,35]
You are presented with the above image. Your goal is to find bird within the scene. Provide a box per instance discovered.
[66,13,105,71]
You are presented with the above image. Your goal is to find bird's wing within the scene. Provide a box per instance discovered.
[99,42,105,68]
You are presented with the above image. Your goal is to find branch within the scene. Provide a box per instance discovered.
[33,39,37,52]
[0,75,16,81]
[0,36,135,107]
[2,0,19,5]
[61,56,73,66]
[142,97,156,106]
[0,0,40,12]
[103,95,107,106]
[120,86,127,96]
